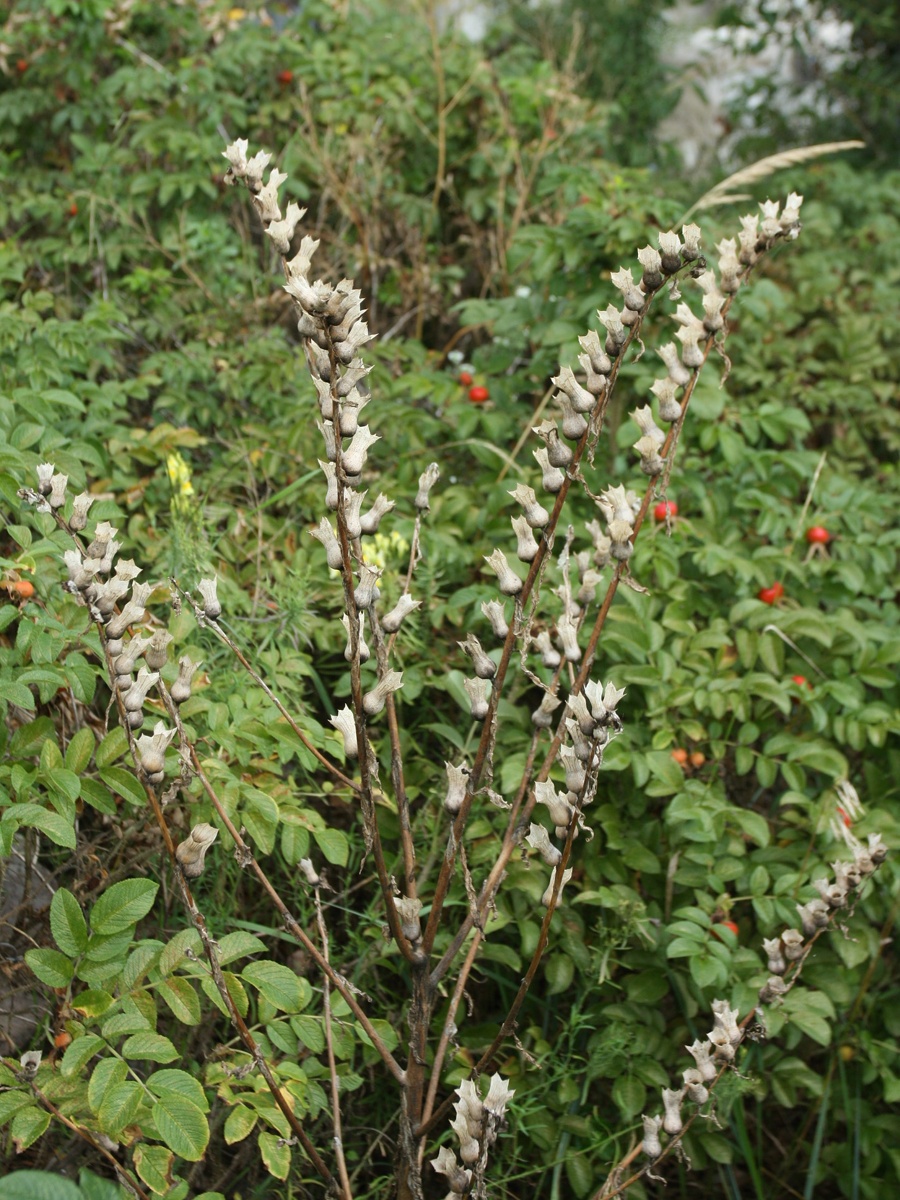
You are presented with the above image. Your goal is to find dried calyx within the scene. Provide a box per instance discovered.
[175,823,219,879]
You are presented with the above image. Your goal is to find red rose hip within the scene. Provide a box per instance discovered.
[468,385,490,404]
[653,501,678,521]
[758,582,785,605]
[806,526,830,545]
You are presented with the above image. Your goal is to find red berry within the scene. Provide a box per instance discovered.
[806,525,830,545]
[458,371,473,387]
[758,582,785,605]
[277,69,294,85]
[790,674,813,690]
[653,501,678,521]
[671,748,688,766]
[67,203,78,217]
[468,385,490,404]
[689,751,706,769]
[16,59,28,73]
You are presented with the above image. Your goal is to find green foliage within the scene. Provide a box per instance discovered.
[0,1,898,1198]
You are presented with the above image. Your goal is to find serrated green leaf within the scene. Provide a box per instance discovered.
[0,1092,33,1127]
[121,1033,178,1063]
[85,928,135,962]
[146,1068,209,1113]
[89,1059,128,1114]
[50,887,88,956]
[290,1014,325,1054]
[159,976,201,1025]
[312,826,349,866]
[98,1081,143,1135]
[224,1103,258,1145]
[101,1010,152,1039]
[121,943,163,990]
[215,930,267,965]
[158,927,202,976]
[242,960,310,1013]
[199,971,248,1019]
[152,1094,209,1161]
[258,1130,291,1180]
[10,1106,51,1152]
[25,947,74,988]
[90,879,158,935]
[60,1034,105,1077]
[134,1145,175,1196]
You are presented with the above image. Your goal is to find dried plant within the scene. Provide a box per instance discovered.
[11,137,889,1200]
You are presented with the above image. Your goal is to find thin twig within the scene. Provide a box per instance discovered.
[315,883,354,1200]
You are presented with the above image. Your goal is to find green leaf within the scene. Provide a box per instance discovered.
[612,1075,646,1119]
[79,779,117,814]
[625,971,670,1004]
[0,681,36,710]
[158,927,202,976]
[312,826,349,866]
[89,1059,129,1113]
[291,1014,325,1054]
[690,952,727,990]
[224,1103,258,1145]
[70,989,115,1018]
[47,769,81,805]
[78,1168,126,1200]
[667,936,705,958]
[0,1172,82,1200]
[0,1092,33,1127]
[215,930,267,965]
[134,1145,175,1196]
[98,767,147,807]
[199,971,248,1019]
[95,726,128,769]
[121,1033,179,1063]
[159,977,201,1025]
[146,1069,209,1113]
[258,1130,291,1180]
[242,960,310,1013]
[3,803,75,848]
[544,953,574,995]
[10,1106,51,1152]
[60,1034,105,1078]
[51,888,88,956]
[730,808,771,847]
[98,1081,143,1135]
[152,1094,209,1161]
[90,879,159,935]
[25,947,74,988]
